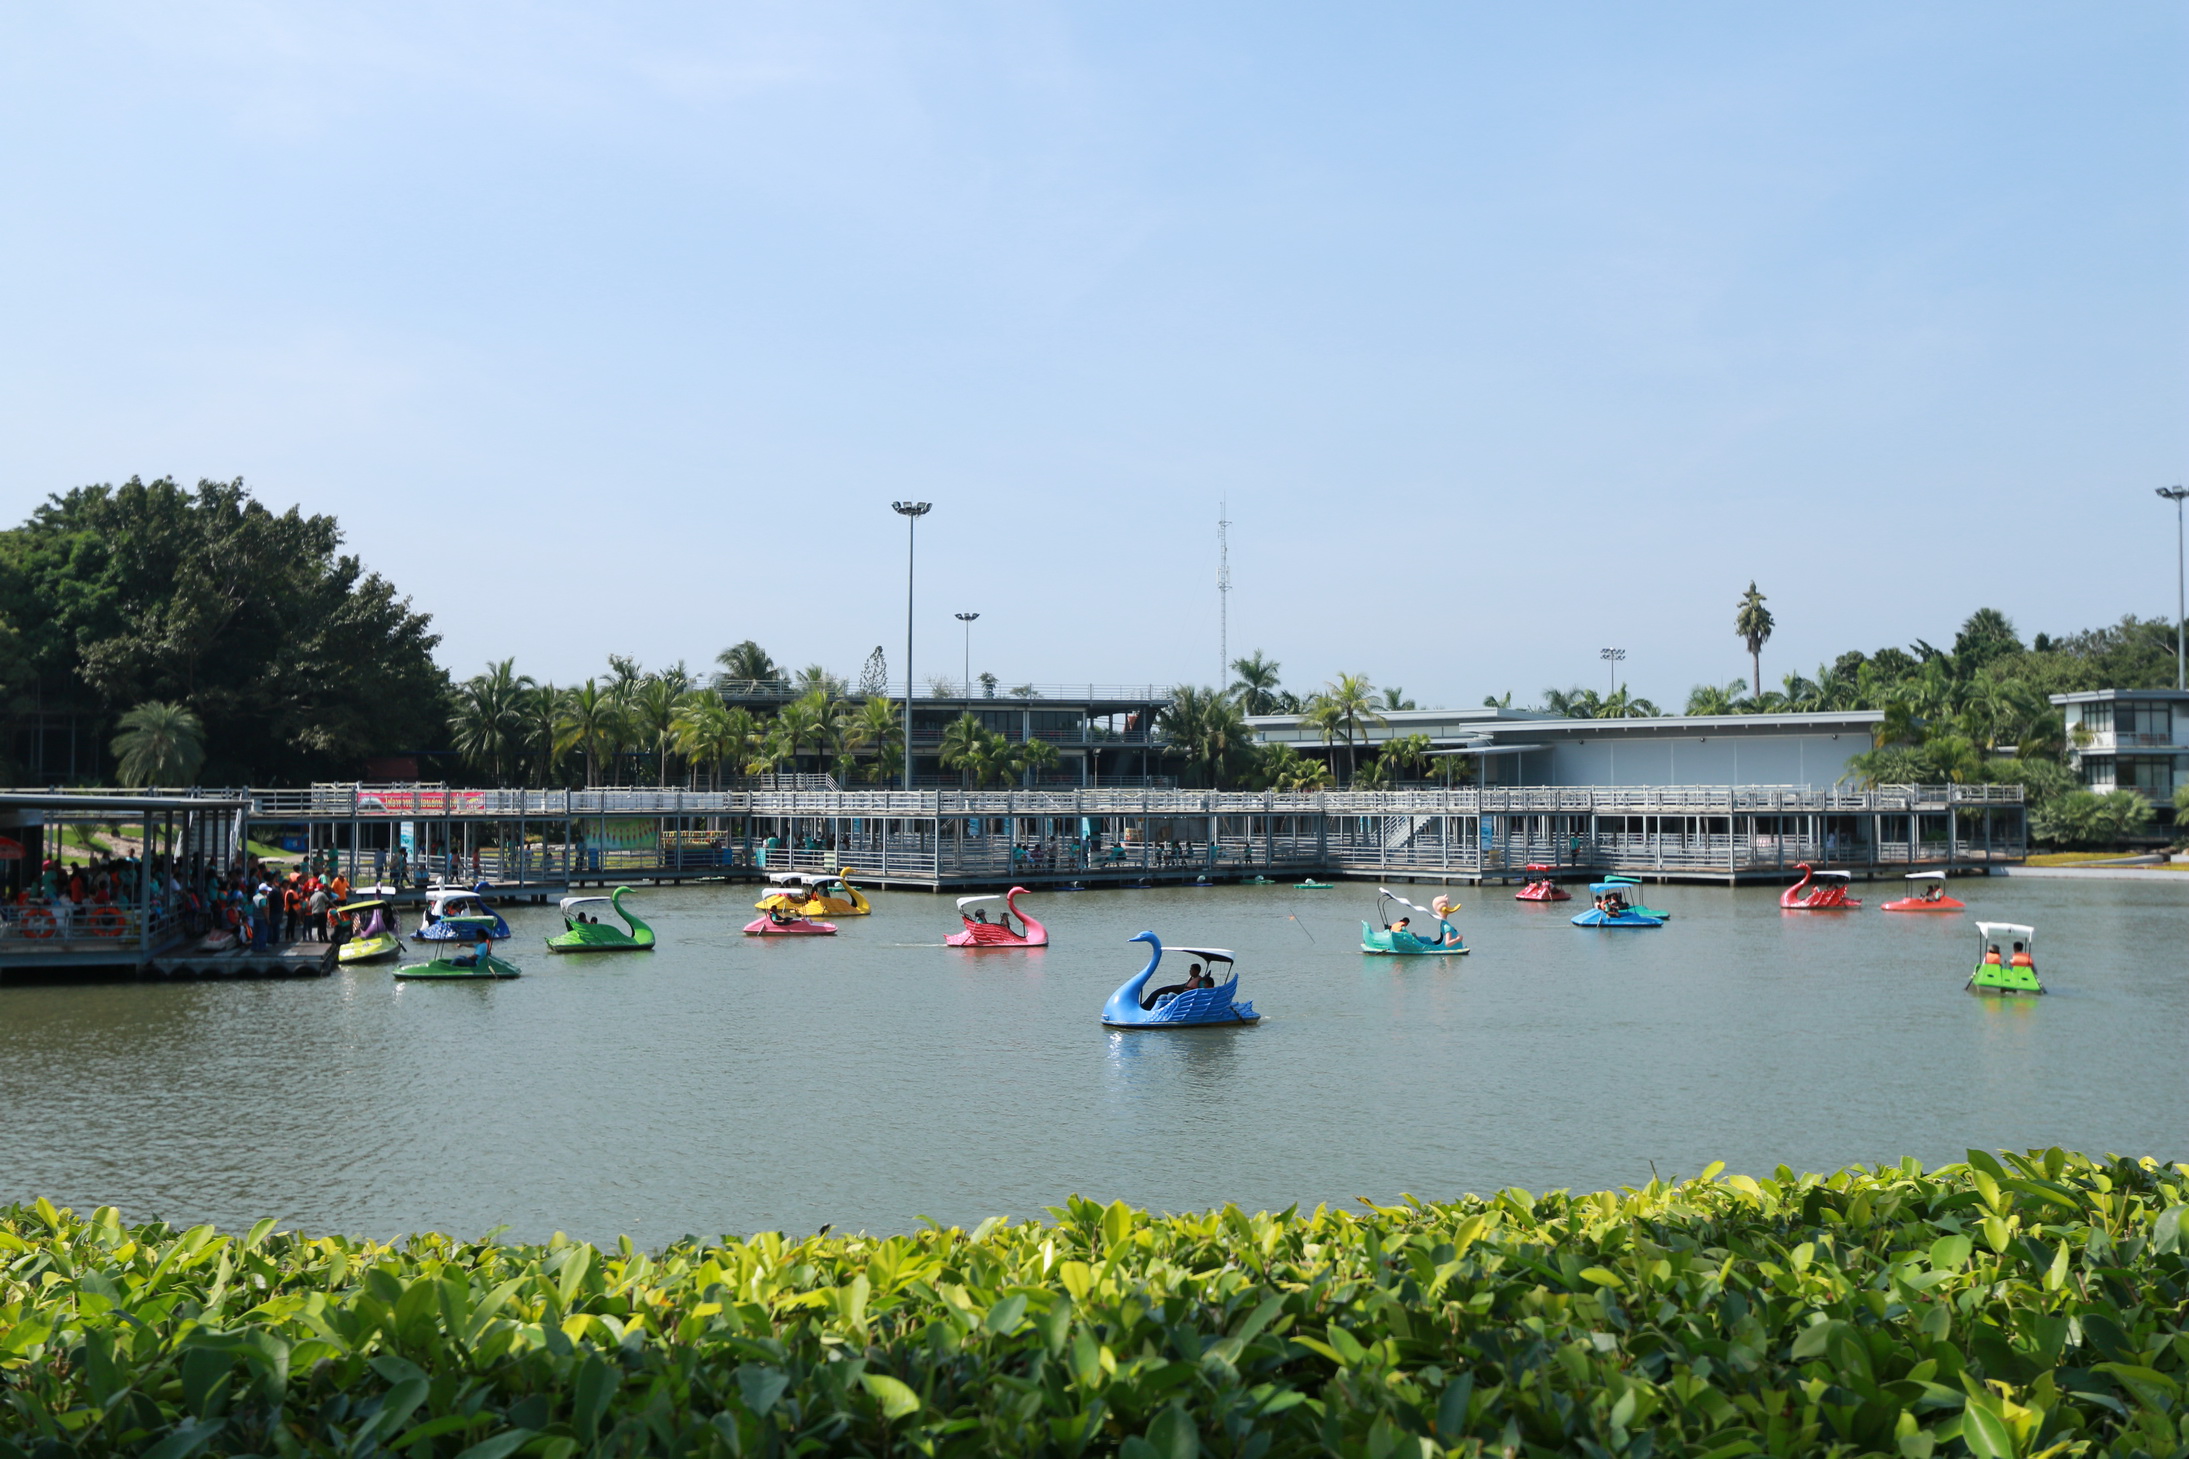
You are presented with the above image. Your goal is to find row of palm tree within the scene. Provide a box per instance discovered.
[936,714,1061,787]
[448,658,906,788]
[1151,657,1437,790]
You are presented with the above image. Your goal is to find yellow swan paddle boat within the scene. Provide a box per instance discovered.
[754,869,871,917]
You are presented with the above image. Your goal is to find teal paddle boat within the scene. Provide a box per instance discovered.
[1570,883,1664,929]
[395,916,520,980]
[1295,879,1335,890]
[1361,888,1467,955]
[546,887,655,953]
[1600,875,1671,921]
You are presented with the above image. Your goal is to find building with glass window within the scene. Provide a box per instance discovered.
[2050,689,2189,803]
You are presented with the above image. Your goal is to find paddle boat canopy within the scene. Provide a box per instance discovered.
[1969,921,2043,994]
[396,916,521,980]
[755,870,870,917]
[1601,874,1672,920]
[1882,871,1966,913]
[743,905,837,936]
[336,898,401,965]
[945,887,1048,947]
[1571,882,1665,928]
[1514,865,1571,903]
[1781,864,1861,910]
[1101,933,1260,1028]
[414,884,513,941]
[1361,888,1467,955]
[547,886,655,952]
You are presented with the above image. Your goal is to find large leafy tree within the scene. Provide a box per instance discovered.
[0,477,445,782]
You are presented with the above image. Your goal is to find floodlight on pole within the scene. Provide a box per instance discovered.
[2160,487,2188,692]
[1601,646,1626,699]
[892,501,932,789]
[955,612,980,698]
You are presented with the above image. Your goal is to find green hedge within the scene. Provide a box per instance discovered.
[3,1151,2185,1457]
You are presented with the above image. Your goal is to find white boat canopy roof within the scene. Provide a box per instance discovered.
[1811,870,1854,880]
[1976,922,2036,942]
[1378,887,1440,917]
[956,895,1002,909]
[1905,871,1946,881]
[559,896,612,914]
[1170,947,1235,962]
[766,872,817,885]
[427,889,486,908]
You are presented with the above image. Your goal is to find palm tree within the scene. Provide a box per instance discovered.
[1008,735,1061,786]
[671,695,739,790]
[110,701,206,786]
[768,690,832,778]
[523,684,567,786]
[1684,679,1747,715]
[1379,686,1417,711]
[714,640,779,686]
[449,658,533,784]
[1228,651,1285,716]
[794,664,846,700]
[937,712,990,788]
[631,676,683,786]
[1159,687,1252,788]
[1381,732,1434,782]
[1598,688,1662,719]
[1302,673,1386,785]
[1542,686,1604,718]
[1735,583,1774,697]
[555,680,626,786]
[839,697,904,783]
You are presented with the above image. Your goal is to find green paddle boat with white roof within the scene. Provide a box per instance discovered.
[546,886,655,953]
[395,916,520,980]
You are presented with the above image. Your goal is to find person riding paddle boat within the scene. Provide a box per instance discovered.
[1780,863,1861,910]
[1514,865,1571,902]
[546,886,655,952]
[755,870,871,917]
[1361,889,1468,955]
[335,898,401,964]
[1571,882,1664,928]
[413,884,512,941]
[743,903,837,936]
[395,916,520,980]
[1882,871,1966,913]
[1968,921,2043,995]
[945,886,1048,947]
[1600,875,1671,921]
[1101,933,1260,1028]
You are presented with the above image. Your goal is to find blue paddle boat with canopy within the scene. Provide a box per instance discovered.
[1101,933,1260,1028]
[1361,888,1468,955]
[1571,882,1665,928]
[414,883,512,941]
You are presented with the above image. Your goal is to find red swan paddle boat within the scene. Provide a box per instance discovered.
[945,887,1048,947]
[1781,863,1860,910]
[1881,871,1965,912]
[1515,865,1571,902]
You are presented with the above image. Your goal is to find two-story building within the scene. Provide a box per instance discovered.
[2049,689,2189,804]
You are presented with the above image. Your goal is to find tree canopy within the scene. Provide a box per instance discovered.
[0,478,446,783]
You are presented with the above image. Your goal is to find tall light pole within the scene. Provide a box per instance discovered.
[1601,647,1626,700]
[2160,487,2188,691]
[955,612,979,697]
[892,501,931,789]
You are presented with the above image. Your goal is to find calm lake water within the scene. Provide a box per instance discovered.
[2,877,2181,1247]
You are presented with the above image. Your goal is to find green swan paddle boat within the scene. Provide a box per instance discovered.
[395,916,520,980]
[546,886,655,953]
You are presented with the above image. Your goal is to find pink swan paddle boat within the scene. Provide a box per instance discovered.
[944,887,1048,947]
[743,910,838,936]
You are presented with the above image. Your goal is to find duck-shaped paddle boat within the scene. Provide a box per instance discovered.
[1968,921,2042,995]
[336,898,401,965]
[413,884,513,941]
[1514,865,1571,902]
[395,917,520,980]
[1882,871,1965,913]
[547,886,655,952]
[755,870,870,917]
[1571,882,1665,928]
[743,906,837,936]
[1780,863,1860,910]
[1600,874,1671,921]
[945,886,1047,947]
[1361,889,1468,955]
[1101,933,1260,1028]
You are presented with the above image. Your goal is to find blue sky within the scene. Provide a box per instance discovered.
[2,4,2182,708]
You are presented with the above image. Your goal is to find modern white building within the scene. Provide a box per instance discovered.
[1246,706,1884,789]
[2050,689,2189,800]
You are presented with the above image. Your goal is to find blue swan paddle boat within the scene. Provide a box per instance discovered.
[1571,882,1665,929]
[1101,932,1261,1029]
[414,883,513,942]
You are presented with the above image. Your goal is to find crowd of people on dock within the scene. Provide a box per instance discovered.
[3,848,361,950]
